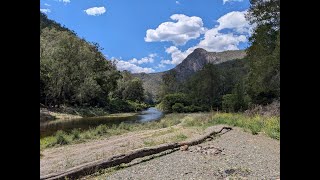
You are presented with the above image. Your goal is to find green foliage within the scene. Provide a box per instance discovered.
[172,103,184,113]
[159,60,248,112]
[40,26,121,107]
[55,130,69,145]
[161,93,190,112]
[245,0,280,104]
[122,78,144,102]
[183,105,203,112]
[40,113,187,149]
[71,129,81,140]
[171,133,188,141]
[40,13,145,112]
[222,81,251,112]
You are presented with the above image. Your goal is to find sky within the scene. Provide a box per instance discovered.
[40,0,252,73]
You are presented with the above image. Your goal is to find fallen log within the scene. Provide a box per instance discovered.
[40,126,232,180]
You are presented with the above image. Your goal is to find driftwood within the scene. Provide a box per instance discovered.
[40,126,232,180]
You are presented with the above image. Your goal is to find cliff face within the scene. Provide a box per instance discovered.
[171,48,246,81]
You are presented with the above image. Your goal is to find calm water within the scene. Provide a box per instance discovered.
[40,107,164,138]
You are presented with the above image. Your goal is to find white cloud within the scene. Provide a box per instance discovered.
[114,59,155,73]
[145,14,206,45]
[197,29,247,52]
[164,46,196,65]
[128,54,156,65]
[59,0,70,3]
[176,1,180,4]
[40,9,51,14]
[160,11,250,66]
[216,11,251,33]
[44,3,51,6]
[223,0,243,4]
[84,7,106,16]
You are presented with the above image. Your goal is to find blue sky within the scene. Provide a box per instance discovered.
[40,0,252,73]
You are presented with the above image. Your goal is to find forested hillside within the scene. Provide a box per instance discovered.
[157,0,280,113]
[40,12,147,113]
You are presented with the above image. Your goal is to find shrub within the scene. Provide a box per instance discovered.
[94,125,109,136]
[184,105,203,112]
[172,103,184,113]
[71,129,80,140]
[161,93,190,112]
[55,130,69,145]
[118,122,131,130]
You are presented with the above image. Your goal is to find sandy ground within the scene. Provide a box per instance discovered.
[40,124,200,177]
[40,125,279,179]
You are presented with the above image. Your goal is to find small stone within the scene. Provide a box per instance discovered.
[180,145,189,151]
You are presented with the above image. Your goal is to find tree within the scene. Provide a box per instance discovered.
[122,78,145,102]
[245,0,280,104]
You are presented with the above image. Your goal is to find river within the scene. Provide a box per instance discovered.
[40,107,164,138]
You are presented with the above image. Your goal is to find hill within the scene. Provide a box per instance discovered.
[134,48,246,100]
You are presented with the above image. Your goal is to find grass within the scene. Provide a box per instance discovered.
[182,112,280,140]
[143,140,157,147]
[171,133,188,141]
[40,113,187,149]
[40,112,279,150]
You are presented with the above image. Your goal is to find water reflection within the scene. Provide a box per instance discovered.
[40,107,163,138]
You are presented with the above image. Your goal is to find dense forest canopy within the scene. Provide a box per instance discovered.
[40,12,146,112]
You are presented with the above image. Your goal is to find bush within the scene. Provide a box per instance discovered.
[94,125,109,136]
[222,94,237,112]
[55,130,69,145]
[222,93,250,112]
[172,103,184,113]
[127,101,148,112]
[108,98,132,112]
[71,129,80,140]
[161,93,190,112]
[184,105,203,112]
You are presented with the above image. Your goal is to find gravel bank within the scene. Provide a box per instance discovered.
[96,127,279,180]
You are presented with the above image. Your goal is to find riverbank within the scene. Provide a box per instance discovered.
[40,102,150,122]
[41,112,279,150]
[40,112,279,177]
[40,112,280,178]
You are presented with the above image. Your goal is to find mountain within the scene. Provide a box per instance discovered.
[133,72,165,100]
[133,48,246,99]
[172,48,246,81]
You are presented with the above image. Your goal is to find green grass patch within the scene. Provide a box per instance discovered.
[171,133,188,141]
[40,113,188,149]
[181,112,280,140]
[143,140,157,147]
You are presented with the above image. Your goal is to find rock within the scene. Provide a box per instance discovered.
[180,145,189,151]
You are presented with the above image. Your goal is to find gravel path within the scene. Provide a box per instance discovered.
[98,127,280,180]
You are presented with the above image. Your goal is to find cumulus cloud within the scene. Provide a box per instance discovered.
[128,54,156,65]
[145,14,206,45]
[197,29,247,52]
[161,11,250,65]
[40,9,51,14]
[114,60,155,73]
[216,11,251,33]
[176,1,180,4]
[84,7,106,16]
[59,0,70,3]
[44,3,51,6]
[223,0,243,4]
